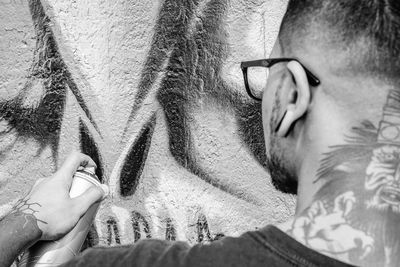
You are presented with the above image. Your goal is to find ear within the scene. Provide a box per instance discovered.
[275,61,311,137]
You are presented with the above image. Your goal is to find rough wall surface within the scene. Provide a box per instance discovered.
[0,0,293,250]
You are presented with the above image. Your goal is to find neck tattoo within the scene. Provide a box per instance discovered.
[287,90,400,267]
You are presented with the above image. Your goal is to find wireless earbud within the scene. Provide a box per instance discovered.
[275,109,295,137]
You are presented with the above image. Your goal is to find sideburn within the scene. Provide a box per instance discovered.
[266,84,298,195]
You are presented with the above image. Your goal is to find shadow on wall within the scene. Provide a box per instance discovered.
[0,0,279,250]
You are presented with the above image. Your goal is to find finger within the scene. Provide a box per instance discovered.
[57,152,97,179]
[360,245,373,260]
[293,217,310,230]
[317,201,327,216]
[30,178,47,193]
[100,184,109,200]
[292,217,310,242]
[333,194,345,213]
[307,202,318,218]
[344,198,354,216]
[72,186,105,216]
[32,177,46,188]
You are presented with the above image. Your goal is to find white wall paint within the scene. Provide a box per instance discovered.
[0,0,293,248]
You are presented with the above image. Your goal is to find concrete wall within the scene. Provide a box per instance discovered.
[0,0,293,249]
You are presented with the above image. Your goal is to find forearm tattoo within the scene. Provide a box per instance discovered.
[288,90,400,267]
[0,196,44,267]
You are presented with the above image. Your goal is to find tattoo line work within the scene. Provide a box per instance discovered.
[11,196,48,226]
[289,90,400,266]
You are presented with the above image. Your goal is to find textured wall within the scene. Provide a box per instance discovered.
[0,0,293,249]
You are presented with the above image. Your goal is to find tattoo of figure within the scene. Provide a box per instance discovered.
[290,191,374,259]
[365,90,400,213]
[290,90,400,267]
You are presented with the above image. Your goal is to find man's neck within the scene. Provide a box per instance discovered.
[279,90,400,267]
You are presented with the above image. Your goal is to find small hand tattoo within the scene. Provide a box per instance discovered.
[11,196,48,226]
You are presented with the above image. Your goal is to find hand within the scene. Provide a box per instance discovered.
[12,152,108,240]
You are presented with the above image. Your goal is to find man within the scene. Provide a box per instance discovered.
[1,0,399,266]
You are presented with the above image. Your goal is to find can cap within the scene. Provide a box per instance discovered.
[84,166,96,175]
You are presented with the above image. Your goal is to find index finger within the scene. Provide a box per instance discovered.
[57,152,97,178]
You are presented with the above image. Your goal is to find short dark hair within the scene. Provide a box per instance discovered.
[279,0,400,81]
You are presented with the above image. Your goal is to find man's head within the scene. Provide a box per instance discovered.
[280,0,400,79]
[263,0,400,194]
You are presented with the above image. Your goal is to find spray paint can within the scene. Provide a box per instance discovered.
[19,168,103,266]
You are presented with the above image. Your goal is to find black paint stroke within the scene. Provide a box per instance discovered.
[153,0,263,203]
[213,233,225,241]
[165,217,177,241]
[106,217,121,245]
[79,119,104,182]
[80,224,99,252]
[123,0,201,135]
[132,211,152,242]
[29,0,101,137]
[235,101,267,167]
[195,213,225,243]
[64,70,101,137]
[0,0,67,159]
[156,0,229,188]
[190,0,267,167]
[120,116,156,197]
[0,0,100,162]
[196,213,212,243]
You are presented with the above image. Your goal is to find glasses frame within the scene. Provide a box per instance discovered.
[240,58,321,101]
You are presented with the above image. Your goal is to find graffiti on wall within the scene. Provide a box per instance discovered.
[0,0,293,250]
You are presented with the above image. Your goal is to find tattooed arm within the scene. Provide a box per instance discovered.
[0,152,107,267]
[0,211,42,267]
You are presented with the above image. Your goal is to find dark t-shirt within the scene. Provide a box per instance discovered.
[61,225,355,267]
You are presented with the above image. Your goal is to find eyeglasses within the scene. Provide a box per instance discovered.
[240,58,321,101]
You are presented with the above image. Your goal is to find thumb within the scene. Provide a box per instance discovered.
[32,178,46,190]
[72,186,106,216]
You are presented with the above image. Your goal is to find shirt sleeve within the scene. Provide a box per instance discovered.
[59,239,191,267]
[59,234,264,267]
